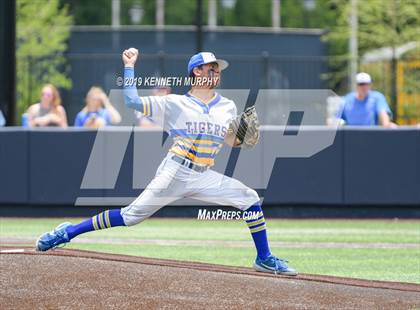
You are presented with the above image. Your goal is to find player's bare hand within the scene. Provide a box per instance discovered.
[122,48,139,67]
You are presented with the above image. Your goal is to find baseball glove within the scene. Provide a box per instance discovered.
[228,106,260,148]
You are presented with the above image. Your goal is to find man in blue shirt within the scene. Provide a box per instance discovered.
[339,72,394,127]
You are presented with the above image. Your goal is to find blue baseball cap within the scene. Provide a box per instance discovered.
[188,52,229,75]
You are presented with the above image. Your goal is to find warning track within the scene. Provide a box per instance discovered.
[1,247,419,309]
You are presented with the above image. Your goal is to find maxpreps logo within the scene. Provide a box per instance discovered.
[197,209,262,221]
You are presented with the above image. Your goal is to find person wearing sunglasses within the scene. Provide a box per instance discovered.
[26,84,68,128]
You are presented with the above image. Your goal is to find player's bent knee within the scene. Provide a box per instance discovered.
[122,216,144,227]
[120,205,153,226]
[236,188,260,211]
[121,212,144,226]
[248,188,260,202]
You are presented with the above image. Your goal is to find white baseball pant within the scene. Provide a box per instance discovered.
[121,152,260,226]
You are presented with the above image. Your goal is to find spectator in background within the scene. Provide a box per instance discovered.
[27,84,68,127]
[338,72,396,127]
[137,86,170,128]
[0,109,5,127]
[74,86,121,128]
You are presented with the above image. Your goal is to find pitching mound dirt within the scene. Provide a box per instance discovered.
[1,247,419,309]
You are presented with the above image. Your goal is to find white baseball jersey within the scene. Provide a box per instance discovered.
[134,93,237,166]
[121,67,259,226]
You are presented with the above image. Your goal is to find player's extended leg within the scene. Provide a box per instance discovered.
[36,157,182,251]
[189,169,297,276]
[36,209,126,251]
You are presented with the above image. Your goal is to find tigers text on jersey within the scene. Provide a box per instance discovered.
[124,68,237,166]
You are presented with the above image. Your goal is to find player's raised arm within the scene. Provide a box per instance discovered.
[122,48,167,127]
[122,48,143,111]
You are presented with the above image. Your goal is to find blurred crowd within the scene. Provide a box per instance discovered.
[7,84,172,129]
[21,84,122,128]
[0,71,413,129]
[8,84,164,129]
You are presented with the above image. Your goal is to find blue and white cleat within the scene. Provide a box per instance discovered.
[253,255,298,276]
[36,222,72,251]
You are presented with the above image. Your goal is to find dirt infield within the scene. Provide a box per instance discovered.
[1,247,419,309]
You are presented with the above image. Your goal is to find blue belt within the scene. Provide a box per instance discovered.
[171,154,208,173]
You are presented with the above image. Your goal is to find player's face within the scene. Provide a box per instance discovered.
[200,62,221,88]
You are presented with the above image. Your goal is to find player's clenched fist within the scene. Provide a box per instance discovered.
[122,48,139,67]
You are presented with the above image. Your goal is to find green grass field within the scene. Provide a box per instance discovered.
[1,218,419,283]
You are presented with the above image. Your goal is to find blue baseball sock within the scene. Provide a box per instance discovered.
[245,203,271,260]
[66,209,126,240]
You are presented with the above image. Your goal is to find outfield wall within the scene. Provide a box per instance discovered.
[0,127,419,207]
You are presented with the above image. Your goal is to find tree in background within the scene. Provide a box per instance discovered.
[325,0,419,120]
[65,0,338,28]
[17,0,73,119]
[219,0,339,29]
[63,0,111,25]
[64,0,200,26]
[222,0,271,27]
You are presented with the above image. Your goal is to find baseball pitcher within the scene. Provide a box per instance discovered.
[36,48,297,276]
